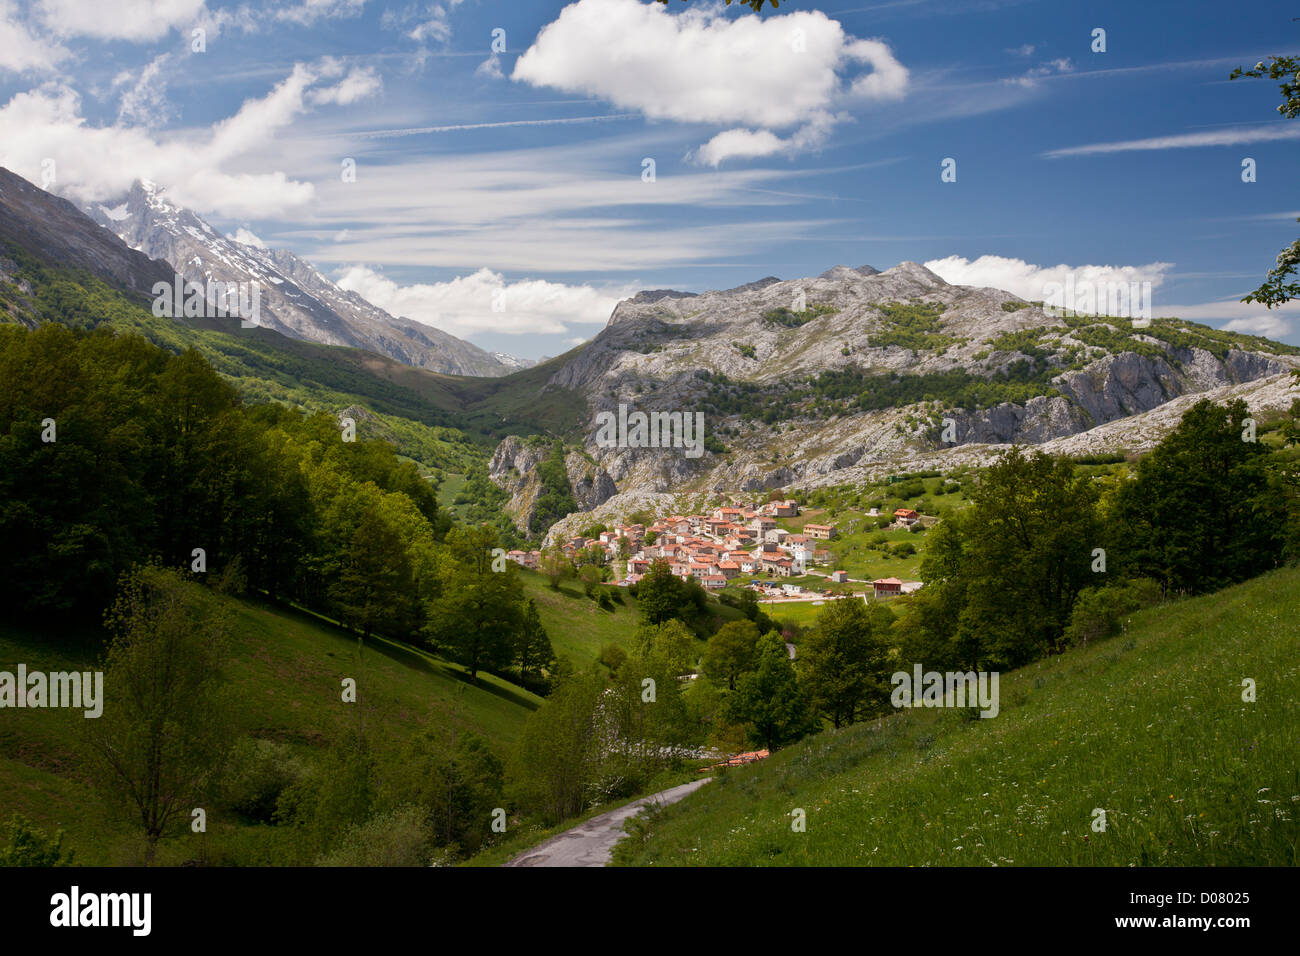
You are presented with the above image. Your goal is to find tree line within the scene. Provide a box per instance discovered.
[0,322,554,690]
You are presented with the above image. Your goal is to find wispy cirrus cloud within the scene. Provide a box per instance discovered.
[1044,123,1300,158]
[1005,56,1072,89]
[354,113,639,138]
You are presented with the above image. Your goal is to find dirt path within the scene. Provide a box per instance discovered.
[503,778,712,867]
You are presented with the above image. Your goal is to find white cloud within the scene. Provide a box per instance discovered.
[925,255,1300,341]
[1007,43,1035,57]
[37,0,206,41]
[1223,313,1293,339]
[0,0,68,72]
[335,265,637,336]
[924,254,1174,301]
[1005,57,1072,89]
[512,0,907,164]
[1161,298,1300,339]
[695,128,786,165]
[1044,124,1300,158]
[695,111,838,166]
[475,53,504,79]
[229,227,267,248]
[275,0,367,26]
[309,66,383,105]
[114,53,173,126]
[274,134,819,271]
[383,0,464,44]
[0,59,380,218]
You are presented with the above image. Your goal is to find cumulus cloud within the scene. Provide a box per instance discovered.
[37,0,206,41]
[695,112,837,166]
[1162,298,1300,340]
[0,59,381,217]
[229,227,267,248]
[334,265,637,336]
[924,254,1174,301]
[308,66,383,105]
[0,0,68,72]
[512,0,908,165]
[1224,313,1293,339]
[925,255,1300,342]
[694,128,786,165]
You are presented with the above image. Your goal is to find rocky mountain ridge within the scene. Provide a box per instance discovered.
[83,180,523,378]
[490,260,1299,532]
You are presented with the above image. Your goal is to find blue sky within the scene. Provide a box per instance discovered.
[1,0,1298,359]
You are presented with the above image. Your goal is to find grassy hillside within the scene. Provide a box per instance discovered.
[614,564,1300,866]
[1,243,587,469]
[518,569,643,665]
[0,596,541,865]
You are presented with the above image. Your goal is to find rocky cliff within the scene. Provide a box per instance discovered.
[486,260,1298,525]
[488,435,617,536]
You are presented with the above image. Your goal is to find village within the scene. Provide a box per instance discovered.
[504,499,926,603]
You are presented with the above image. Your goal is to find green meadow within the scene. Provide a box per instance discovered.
[0,596,542,865]
[614,564,1300,866]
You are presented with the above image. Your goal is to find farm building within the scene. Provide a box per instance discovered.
[872,577,903,598]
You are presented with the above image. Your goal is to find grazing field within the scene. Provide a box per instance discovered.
[518,569,643,665]
[614,564,1300,866]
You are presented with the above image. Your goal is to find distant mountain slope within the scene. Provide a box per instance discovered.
[0,170,581,469]
[543,261,1299,495]
[0,167,174,304]
[83,178,524,377]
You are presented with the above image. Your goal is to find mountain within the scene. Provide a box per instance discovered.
[517,260,1300,525]
[491,351,537,371]
[7,158,1298,539]
[0,167,175,306]
[83,179,523,377]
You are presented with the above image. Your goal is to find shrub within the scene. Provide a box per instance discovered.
[218,738,311,823]
[1064,579,1163,647]
[316,804,433,866]
[599,643,628,673]
[0,815,74,867]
